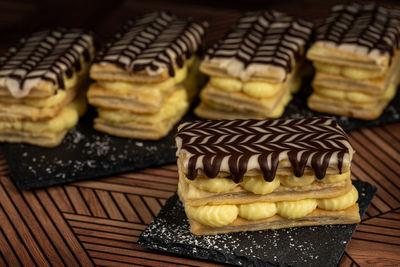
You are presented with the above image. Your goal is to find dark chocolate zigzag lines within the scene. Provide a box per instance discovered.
[205,10,313,75]
[316,2,400,55]
[95,12,207,77]
[176,118,352,183]
[0,28,92,94]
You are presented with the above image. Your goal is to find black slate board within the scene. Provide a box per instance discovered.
[1,108,183,190]
[138,180,376,267]
[2,88,400,190]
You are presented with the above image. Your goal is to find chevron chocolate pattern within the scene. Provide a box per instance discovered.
[95,12,207,77]
[0,28,93,98]
[204,10,313,79]
[0,122,399,267]
[316,2,400,56]
[0,2,398,266]
[176,118,353,182]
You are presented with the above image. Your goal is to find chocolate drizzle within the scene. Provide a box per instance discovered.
[315,2,400,56]
[176,118,353,183]
[205,10,313,78]
[0,28,93,97]
[95,12,208,77]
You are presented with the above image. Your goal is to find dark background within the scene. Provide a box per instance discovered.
[1,0,399,52]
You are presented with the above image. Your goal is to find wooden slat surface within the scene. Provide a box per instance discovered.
[0,0,399,266]
[0,123,399,266]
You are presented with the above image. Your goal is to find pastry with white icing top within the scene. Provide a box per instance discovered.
[307,2,400,120]
[88,12,208,140]
[194,10,313,120]
[176,118,360,235]
[0,28,94,147]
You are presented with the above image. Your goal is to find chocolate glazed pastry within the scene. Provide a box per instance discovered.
[315,3,400,57]
[94,11,207,77]
[177,117,351,182]
[88,12,208,140]
[195,10,313,120]
[0,28,92,98]
[205,10,313,81]
[307,3,400,120]
[176,117,360,235]
[0,28,94,147]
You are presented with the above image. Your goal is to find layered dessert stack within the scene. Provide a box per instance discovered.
[195,10,313,120]
[176,118,360,235]
[0,28,94,147]
[89,12,208,140]
[307,3,400,119]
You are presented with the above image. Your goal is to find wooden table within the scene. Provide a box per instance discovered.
[0,123,400,266]
[0,1,399,266]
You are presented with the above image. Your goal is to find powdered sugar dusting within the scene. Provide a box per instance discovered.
[6,118,178,189]
[139,181,376,267]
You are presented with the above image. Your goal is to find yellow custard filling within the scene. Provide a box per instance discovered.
[185,204,238,227]
[210,77,242,92]
[280,173,315,187]
[209,76,282,98]
[64,71,80,90]
[98,88,188,124]
[0,90,67,108]
[185,176,238,193]
[241,175,281,194]
[0,97,85,133]
[0,57,90,106]
[189,172,351,194]
[182,57,203,101]
[317,186,358,211]
[25,90,67,107]
[315,81,396,103]
[185,185,358,227]
[239,202,277,221]
[313,62,385,80]
[243,81,281,98]
[57,57,90,94]
[277,199,317,219]
[319,171,351,184]
[99,64,188,94]
[268,89,292,118]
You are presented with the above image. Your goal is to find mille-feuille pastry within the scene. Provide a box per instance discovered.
[194,10,313,120]
[88,12,207,140]
[307,3,400,120]
[176,117,360,235]
[0,28,94,147]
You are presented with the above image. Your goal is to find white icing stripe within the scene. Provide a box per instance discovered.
[0,28,93,98]
[177,118,354,180]
[96,12,207,77]
[314,2,400,61]
[205,10,313,81]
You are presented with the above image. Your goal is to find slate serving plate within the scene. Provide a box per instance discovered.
[2,88,400,190]
[1,108,183,190]
[138,180,376,267]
